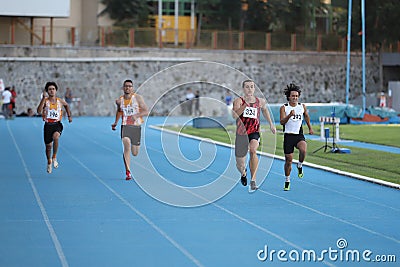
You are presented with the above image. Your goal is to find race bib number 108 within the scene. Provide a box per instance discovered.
[243,106,257,119]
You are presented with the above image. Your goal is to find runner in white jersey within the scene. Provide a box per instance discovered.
[111,79,148,180]
[279,83,313,191]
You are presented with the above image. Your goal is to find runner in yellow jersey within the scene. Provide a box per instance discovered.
[111,79,149,180]
[37,82,72,173]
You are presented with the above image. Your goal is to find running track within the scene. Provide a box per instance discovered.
[0,117,399,267]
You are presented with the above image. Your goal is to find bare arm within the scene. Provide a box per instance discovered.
[37,91,47,114]
[280,105,294,126]
[111,99,121,131]
[260,98,276,134]
[135,94,149,118]
[59,98,72,123]
[302,104,314,134]
[232,98,246,119]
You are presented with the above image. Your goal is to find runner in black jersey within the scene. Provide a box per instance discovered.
[233,80,276,191]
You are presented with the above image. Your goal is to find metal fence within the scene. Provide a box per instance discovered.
[3,25,400,53]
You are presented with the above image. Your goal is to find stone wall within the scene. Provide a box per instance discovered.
[0,46,380,116]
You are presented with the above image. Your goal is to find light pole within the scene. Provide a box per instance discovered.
[345,0,352,106]
[361,0,366,117]
[345,0,366,117]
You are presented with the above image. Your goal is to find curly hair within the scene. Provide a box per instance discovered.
[284,83,301,101]
[45,81,58,92]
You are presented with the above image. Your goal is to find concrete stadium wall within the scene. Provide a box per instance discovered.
[0,46,380,117]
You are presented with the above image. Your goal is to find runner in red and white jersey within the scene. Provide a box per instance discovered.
[232,79,276,192]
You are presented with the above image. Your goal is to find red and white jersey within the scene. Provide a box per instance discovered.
[42,98,63,123]
[236,97,260,135]
[119,94,143,126]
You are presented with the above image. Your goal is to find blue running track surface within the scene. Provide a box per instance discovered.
[0,117,399,267]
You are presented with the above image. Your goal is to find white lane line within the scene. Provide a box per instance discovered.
[148,126,400,212]
[141,127,400,244]
[153,125,400,189]
[258,188,400,244]
[268,170,400,212]
[67,123,398,264]
[153,125,400,211]
[210,202,336,266]
[7,122,69,267]
[61,147,204,267]
[71,131,337,265]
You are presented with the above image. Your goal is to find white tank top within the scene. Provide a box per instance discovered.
[283,103,304,134]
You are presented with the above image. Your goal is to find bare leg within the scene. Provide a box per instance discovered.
[297,140,307,163]
[122,137,131,172]
[236,156,246,176]
[46,143,52,165]
[248,139,259,182]
[284,153,293,177]
[52,132,60,160]
[131,145,140,156]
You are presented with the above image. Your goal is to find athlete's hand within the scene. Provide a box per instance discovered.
[111,123,117,131]
[41,89,48,99]
[289,109,295,117]
[270,125,276,134]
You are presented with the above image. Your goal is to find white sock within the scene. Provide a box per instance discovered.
[297,162,303,168]
[285,176,290,182]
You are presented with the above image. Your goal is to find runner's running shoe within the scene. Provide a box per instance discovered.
[250,181,258,191]
[126,170,132,181]
[47,163,52,174]
[284,181,290,191]
[53,158,59,169]
[240,172,247,186]
[297,166,303,178]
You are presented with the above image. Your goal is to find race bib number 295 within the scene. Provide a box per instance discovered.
[243,106,257,119]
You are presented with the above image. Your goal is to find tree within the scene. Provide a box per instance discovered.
[349,0,400,50]
[196,0,241,30]
[99,0,400,50]
[100,0,150,27]
[244,0,313,33]
[245,0,273,31]
[365,1,400,46]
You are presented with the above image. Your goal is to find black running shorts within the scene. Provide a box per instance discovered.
[283,133,305,154]
[43,122,63,144]
[121,125,141,146]
[235,132,260,157]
